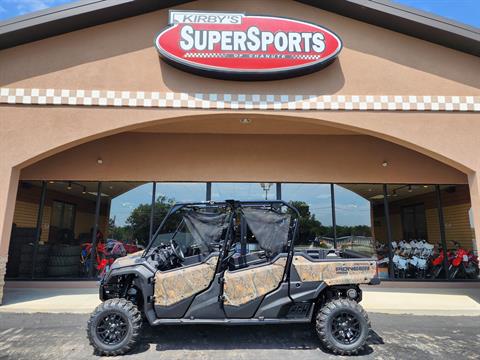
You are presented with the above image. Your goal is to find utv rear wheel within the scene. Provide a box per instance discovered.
[315,298,370,355]
[87,299,142,356]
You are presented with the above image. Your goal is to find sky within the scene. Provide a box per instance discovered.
[109,183,372,227]
[0,0,479,28]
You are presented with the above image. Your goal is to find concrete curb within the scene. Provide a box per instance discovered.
[0,287,479,317]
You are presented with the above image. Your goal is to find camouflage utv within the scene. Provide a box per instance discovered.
[87,200,379,356]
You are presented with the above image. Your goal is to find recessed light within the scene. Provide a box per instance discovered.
[240,118,252,124]
[382,161,388,167]
[97,158,103,165]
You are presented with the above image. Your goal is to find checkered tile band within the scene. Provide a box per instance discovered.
[0,88,479,111]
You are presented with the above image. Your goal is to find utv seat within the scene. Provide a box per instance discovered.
[228,251,268,270]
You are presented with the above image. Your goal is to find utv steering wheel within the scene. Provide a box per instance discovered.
[170,240,185,262]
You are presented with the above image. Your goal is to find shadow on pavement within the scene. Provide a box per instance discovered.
[124,324,384,356]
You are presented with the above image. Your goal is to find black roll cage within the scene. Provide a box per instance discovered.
[143,200,300,260]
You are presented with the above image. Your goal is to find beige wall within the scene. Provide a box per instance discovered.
[20,132,467,184]
[1,0,478,95]
[0,0,479,267]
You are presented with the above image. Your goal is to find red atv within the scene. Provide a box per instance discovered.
[448,241,479,279]
[431,241,479,279]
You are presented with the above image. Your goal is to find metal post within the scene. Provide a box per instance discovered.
[435,185,449,279]
[31,181,47,279]
[276,183,282,200]
[206,182,212,201]
[383,184,394,278]
[240,217,247,256]
[89,182,102,278]
[149,182,156,243]
[330,184,337,249]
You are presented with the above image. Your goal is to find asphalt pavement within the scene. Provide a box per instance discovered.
[0,312,479,360]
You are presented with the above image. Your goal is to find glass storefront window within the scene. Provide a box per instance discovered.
[152,182,207,236]
[334,184,382,258]
[7,181,47,279]
[106,182,153,248]
[439,185,479,280]
[7,181,478,281]
[281,183,333,249]
[385,184,441,279]
[211,182,277,201]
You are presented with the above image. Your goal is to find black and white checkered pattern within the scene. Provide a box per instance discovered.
[292,54,322,60]
[0,88,478,112]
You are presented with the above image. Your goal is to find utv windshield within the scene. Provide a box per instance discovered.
[150,206,229,256]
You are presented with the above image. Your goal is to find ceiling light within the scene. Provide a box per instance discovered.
[49,181,55,184]
[382,161,388,167]
[97,158,103,165]
[240,118,252,124]
[408,185,413,193]
[423,185,429,188]
[82,186,87,195]
[67,181,72,190]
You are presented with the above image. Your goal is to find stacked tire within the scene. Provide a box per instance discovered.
[18,244,50,277]
[47,245,81,277]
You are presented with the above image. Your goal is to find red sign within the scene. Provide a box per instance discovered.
[155,11,342,80]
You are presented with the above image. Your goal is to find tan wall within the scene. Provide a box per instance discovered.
[19,133,467,184]
[0,0,480,263]
[1,0,478,95]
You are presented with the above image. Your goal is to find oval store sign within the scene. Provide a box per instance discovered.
[155,10,342,80]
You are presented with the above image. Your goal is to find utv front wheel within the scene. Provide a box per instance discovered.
[315,298,370,355]
[87,298,142,356]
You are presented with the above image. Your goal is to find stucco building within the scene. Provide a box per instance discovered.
[0,0,479,303]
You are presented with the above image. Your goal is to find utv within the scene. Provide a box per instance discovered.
[87,200,379,356]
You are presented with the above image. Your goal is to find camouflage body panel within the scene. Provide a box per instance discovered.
[292,256,376,285]
[154,256,218,307]
[112,251,143,268]
[223,257,287,307]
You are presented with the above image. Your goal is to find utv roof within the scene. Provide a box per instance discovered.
[0,0,479,56]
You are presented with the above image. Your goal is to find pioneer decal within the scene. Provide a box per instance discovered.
[154,10,342,80]
[336,265,371,275]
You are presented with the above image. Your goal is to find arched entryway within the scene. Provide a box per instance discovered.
[3,114,477,285]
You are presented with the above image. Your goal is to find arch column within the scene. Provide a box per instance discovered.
[0,165,20,304]
[468,171,480,253]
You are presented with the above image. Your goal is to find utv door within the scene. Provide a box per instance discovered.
[222,208,292,318]
[152,210,228,318]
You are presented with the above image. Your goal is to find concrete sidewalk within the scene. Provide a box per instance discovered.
[0,286,479,316]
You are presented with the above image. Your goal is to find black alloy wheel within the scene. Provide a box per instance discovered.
[315,298,370,355]
[87,298,142,356]
[96,313,128,345]
[331,310,361,345]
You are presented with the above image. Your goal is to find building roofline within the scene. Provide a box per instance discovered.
[0,0,478,56]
